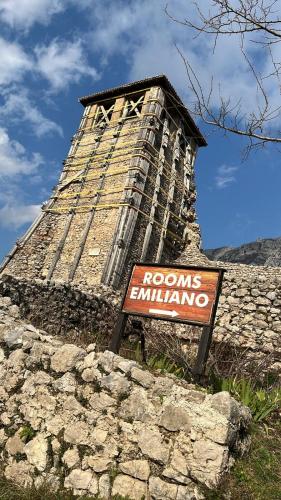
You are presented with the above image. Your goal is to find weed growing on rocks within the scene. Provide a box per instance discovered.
[116,392,129,404]
[109,465,119,486]
[19,426,36,443]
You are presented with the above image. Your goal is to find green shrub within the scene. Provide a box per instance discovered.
[213,376,281,422]
[134,344,185,378]
[146,353,185,378]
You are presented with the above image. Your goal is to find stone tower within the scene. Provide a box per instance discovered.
[0,76,206,289]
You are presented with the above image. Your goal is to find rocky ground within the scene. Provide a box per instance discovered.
[0,295,252,499]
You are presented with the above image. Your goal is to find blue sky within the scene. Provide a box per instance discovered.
[0,0,280,263]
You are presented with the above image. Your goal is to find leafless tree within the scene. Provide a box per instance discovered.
[166,0,281,153]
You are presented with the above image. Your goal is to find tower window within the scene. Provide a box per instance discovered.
[123,94,144,118]
[94,101,115,127]
[179,134,187,155]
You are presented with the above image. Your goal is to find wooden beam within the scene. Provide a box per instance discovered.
[47,211,74,281]
[69,111,125,282]
[106,91,163,287]
[140,116,167,261]
[156,127,181,262]
[47,125,103,281]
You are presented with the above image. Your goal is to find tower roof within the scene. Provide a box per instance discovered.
[79,75,207,147]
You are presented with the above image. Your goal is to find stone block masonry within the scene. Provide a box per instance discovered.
[0,75,206,290]
[0,296,251,499]
[214,261,281,370]
[0,274,119,339]
[154,245,281,376]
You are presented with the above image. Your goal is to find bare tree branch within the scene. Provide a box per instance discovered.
[166,1,281,38]
[166,1,281,152]
[177,46,281,143]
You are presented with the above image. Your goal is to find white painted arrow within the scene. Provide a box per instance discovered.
[149,308,179,318]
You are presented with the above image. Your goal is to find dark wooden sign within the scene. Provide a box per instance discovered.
[122,263,222,326]
[110,263,225,378]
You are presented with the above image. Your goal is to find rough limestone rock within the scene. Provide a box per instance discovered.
[4,326,25,348]
[62,447,80,469]
[100,371,130,395]
[64,469,98,495]
[119,459,150,481]
[53,372,77,393]
[99,473,111,498]
[24,434,48,472]
[160,405,191,432]
[131,366,154,388]
[50,344,86,373]
[5,432,25,455]
[0,297,251,499]
[112,474,147,500]
[5,460,34,487]
[85,456,113,473]
[149,476,178,500]
[137,426,171,464]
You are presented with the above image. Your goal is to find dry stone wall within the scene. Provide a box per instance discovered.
[172,247,281,375]
[0,296,251,499]
[0,274,119,339]
[214,262,281,371]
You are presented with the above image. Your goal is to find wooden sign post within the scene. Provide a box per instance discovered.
[109,263,225,376]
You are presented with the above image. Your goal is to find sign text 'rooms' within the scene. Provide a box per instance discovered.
[122,264,221,325]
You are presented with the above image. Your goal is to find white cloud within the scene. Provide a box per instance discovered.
[0,127,44,229]
[0,127,43,178]
[88,1,245,99]
[35,39,99,92]
[0,0,93,30]
[0,203,41,229]
[87,0,281,126]
[215,165,239,189]
[0,35,98,96]
[0,90,63,137]
[0,0,65,30]
[90,2,142,55]
[0,38,32,86]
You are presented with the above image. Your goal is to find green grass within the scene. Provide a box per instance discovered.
[0,479,89,500]
[205,419,281,500]
[0,477,133,500]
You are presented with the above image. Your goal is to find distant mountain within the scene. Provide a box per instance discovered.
[204,237,281,266]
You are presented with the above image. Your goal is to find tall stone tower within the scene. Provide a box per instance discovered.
[0,76,206,289]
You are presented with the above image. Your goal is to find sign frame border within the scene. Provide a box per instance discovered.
[121,261,225,328]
